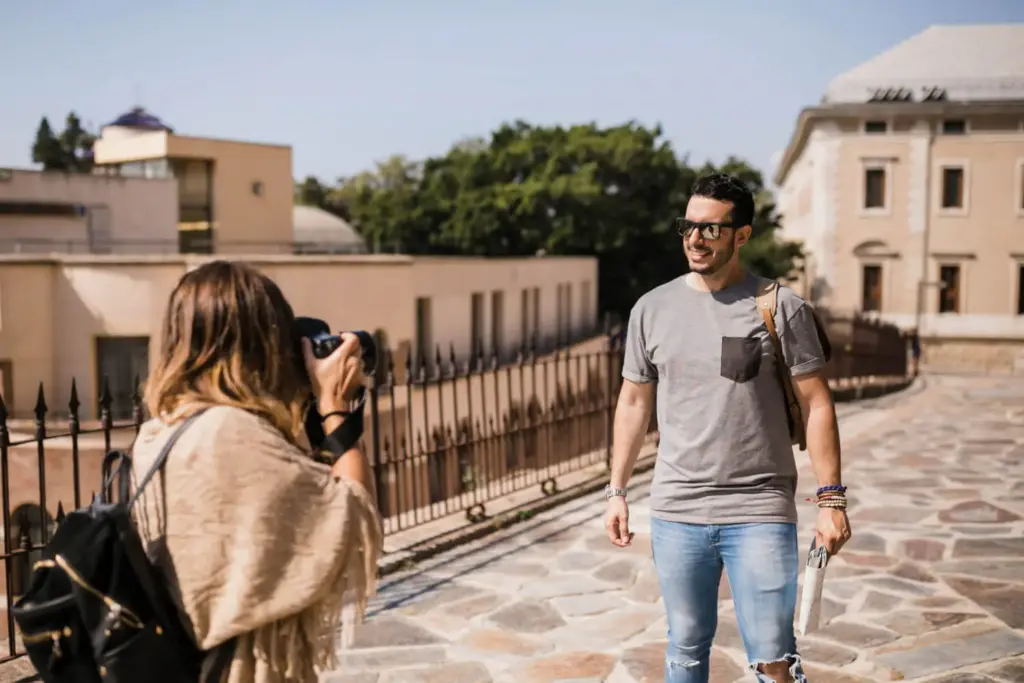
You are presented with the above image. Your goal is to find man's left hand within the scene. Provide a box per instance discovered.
[816,507,851,555]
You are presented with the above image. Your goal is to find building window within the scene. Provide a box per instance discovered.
[864,167,886,209]
[565,282,573,342]
[1018,265,1024,316]
[1018,161,1024,212]
[490,290,504,358]
[470,292,485,359]
[938,265,961,314]
[861,265,882,312]
[941,119,967,135]
[580,280,592,331]
[941,167,965,209]
[520,288,530,349]
[95,336,150,420]
[415,297,431,367]
[531,287,540,345]
[864,121,887,134]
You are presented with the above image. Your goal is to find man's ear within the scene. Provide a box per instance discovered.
[736,224,753,247]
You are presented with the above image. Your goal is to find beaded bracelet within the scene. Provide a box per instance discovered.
[816,484,847,496]
[817,497,848,511]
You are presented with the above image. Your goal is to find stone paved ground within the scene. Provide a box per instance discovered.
[324,375,1024,683]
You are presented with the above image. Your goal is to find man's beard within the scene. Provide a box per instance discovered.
[686,236,736,275]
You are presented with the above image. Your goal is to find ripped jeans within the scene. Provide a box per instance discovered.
[651,518,807,682]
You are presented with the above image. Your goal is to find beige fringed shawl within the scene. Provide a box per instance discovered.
[130,405,382,683]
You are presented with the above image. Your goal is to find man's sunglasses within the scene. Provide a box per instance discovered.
[675,218,739,241]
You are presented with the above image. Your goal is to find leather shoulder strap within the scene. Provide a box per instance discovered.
[755,278,781,344]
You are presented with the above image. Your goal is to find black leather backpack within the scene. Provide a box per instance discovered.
[12,411,235,683]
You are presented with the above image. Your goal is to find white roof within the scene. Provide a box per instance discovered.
[292,205,366,251]
[825,24,1024,104]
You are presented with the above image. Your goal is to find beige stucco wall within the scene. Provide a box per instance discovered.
[0,169,177,252]
[93,129,294,252]
[165,136,294,251]
[777,114,1024,343]
[411,257,599,360]
[0,254,599,420]
[92,128,169,163]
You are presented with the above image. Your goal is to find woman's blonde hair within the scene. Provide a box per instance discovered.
[144,260,309,443]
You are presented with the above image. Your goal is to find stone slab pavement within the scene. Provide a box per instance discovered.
[324,375,1024,683]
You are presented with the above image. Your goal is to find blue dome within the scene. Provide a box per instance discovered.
[106,107,174,132]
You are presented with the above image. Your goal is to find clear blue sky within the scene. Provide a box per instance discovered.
[3,1,1023,185]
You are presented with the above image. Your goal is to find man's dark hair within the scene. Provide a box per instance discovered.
[690,172,755,228]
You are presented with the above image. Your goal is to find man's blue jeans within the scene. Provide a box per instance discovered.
[651,518,807,682]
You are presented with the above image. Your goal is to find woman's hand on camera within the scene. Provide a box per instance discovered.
[301,333,364,413]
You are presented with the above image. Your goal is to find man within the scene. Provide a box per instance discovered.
[604,172,851,683]
[909,329,921,377]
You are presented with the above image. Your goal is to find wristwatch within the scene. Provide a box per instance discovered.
[605,484,627,499]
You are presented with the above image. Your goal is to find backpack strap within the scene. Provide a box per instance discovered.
[100,450,133,504]
[756,278,807,450]
[200,638,237,683]
[127,409,208,511]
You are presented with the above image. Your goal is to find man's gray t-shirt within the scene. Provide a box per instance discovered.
[622,272,826,525]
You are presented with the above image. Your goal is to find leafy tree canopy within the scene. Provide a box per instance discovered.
[301,120,803,318]
[32,112,96,173]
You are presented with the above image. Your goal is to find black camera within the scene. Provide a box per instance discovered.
[295,317,377,452]
[294,317,377,378]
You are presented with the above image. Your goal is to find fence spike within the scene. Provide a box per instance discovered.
[69,378,81,415]
[385,348,395,385]
[99,376,113,417]
[435,345,443,377]
[449,343,458,374]
[56,501,66,523]
[34,382,48,422]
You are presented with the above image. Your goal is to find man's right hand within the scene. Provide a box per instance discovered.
[604,496,633,547]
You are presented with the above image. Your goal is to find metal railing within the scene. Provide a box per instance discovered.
[0,236,371,256]
[0,315,910,662]
[819,311,911,381]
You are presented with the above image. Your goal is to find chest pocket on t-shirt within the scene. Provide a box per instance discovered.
[719,336,762,383]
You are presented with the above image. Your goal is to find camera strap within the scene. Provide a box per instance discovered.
[321,400,366,464]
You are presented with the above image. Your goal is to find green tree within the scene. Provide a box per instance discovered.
[30,112,95,172]
[58,112,96,173]
[294,175,331,207]
[340,122,802,319]
[31,117,64,170]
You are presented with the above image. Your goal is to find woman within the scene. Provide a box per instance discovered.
[130,260,382,683]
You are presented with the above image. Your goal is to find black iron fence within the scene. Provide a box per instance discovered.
[0,317,910,662]
[0,334,638,659]
[819,312,911,381]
